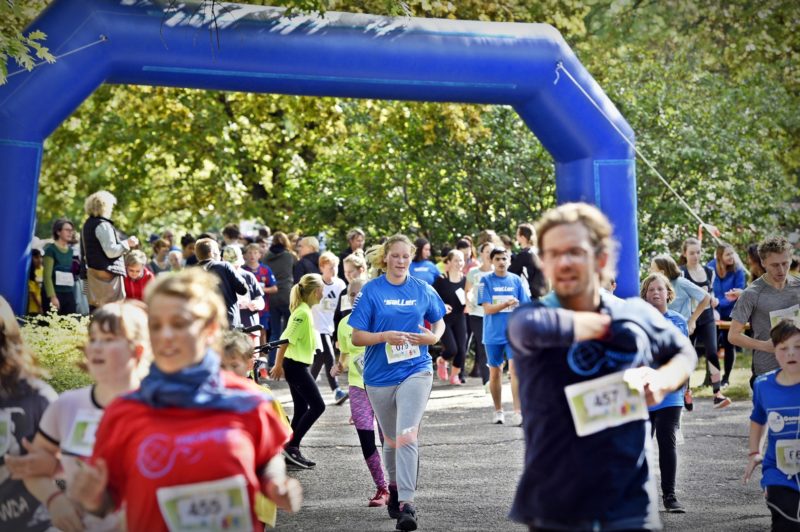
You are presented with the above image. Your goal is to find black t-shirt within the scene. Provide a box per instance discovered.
[433,274,466,316]
[508,247,547,299]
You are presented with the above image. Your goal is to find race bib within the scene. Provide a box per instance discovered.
[55,270,75,287]
[455,288,466,306]
[354,355,365,375]
[340,297,353,312]
[322,298,338,312]
[769,305,800,328]
[157,475,252,532]
[385,341,421,364]
[776,439,800,476]
[564,370,648,437]
[0,410,11,455]
[62,408,103,457]
[492,295,516,313]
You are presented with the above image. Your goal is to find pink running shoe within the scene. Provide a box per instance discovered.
[436,357,448,381]
[368,486,389,507]
[449,374,462,386]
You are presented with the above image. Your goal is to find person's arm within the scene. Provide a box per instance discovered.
[728,319,774,353]
[482,299,518,315]
[270,343,289,380]
[686,293,710,334]
[507,305,610,354]
[42,254,57,301]
[743,421,765,484]
[628,347,695,407]
[352,328,410,347]
[261,454,302,513]
[94,222,131,259]
[407,319,445,346]
[67,458,114,517]
[229,267,248,296]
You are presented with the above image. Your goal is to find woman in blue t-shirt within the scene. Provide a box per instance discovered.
[350,234,446,532]
[409,237,440,286]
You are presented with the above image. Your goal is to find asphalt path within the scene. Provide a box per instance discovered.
[268,376,772,531]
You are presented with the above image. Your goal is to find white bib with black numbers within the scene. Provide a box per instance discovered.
[156,474,252,532]
[385,341,421,364]
[564,370,649,437]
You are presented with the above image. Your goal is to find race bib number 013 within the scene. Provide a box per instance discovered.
[157,475,252,531]
[385,341,421,364]
[564,370,648,437]
[776,439,800,476]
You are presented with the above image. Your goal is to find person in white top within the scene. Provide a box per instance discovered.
[465,242,495,386]
[5,301,150,532]
[311,251,349,404]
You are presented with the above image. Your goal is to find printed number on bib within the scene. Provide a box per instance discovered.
[354,355,365,375]
[769,305,800,328]
[776,440,800,476]
[55,270,75,287]
[322,298,338,312]
[564,370,648,437]
[62,408,103,457]
[385,341,421,364]
[157,474,252,531]
[492,295,516,313]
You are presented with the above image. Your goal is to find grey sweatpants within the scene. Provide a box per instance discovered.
[366,371,433,502]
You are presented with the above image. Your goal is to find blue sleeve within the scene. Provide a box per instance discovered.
[507,302,575,354]
[680,277,708,300]
[750,379,767,425]
[348,285,374,332]
[424,284,447,323]
[478,277,492,305]
[734,268,746,289]
[249,274,264,298]
[266,266,277,287]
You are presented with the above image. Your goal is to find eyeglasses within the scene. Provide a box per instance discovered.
[540,247,591,264]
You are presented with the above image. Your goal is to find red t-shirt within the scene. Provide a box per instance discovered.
[123,267,154,301]
[92,372,291,531]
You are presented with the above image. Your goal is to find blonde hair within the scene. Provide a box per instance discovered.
[0,296,45,394]
[640,272,676,304]
[86,301,152,376]
[347,277,366,300]
[125,249,148,267]
[366,234,415,278]
[318,251,339,269]
[299,236,319,252]
[84,190,117,218]
[536,202,618,285]
[290,274,324,312]
[144,269,228,332]
[343,250,367,270]
[222,330,253,362]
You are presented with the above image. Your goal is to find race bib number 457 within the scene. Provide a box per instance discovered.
[564,370,648,437]
[157,475,252,531]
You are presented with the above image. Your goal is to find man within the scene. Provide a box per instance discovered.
[508,222,548,299]
[507,203,696,530]
[729,236,800,383]
[194,238,247,328]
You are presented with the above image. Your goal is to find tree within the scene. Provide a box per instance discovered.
[0,0,53,84]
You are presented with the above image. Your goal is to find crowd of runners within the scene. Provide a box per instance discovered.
[2,189,800,531]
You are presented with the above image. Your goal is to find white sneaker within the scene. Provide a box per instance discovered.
[493,410,505,424]
[509,412,523,427]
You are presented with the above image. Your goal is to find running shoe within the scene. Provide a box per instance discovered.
[663,494,686,513]
[713,395,732,409]
[283,448,315,469]
[436,357,448,381]
[368,486,389,507]
[395,503,418,531]
[387,485,400,519]
[509,412,523,427]
[683,388,693,412]
[721,378,730,390]
[493,410,505,425]
[334,388,350,405]
[449,374,462,386]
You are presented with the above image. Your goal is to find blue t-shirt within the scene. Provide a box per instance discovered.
[649,309,688,412]
[751,371,800,492]
[668,276,708,321]
[506,293,694,530]
[478,272,530,345]
[349,275,446,387]
[409,260,440,286]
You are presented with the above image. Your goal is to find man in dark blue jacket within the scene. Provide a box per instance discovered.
[507,203,697,531]
[194,238,247,328]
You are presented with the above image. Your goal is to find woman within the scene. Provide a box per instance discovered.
[712,243,747,387]
[265,231,297,366]
[640,273,688,513]
[651,254,730,408]
[337,228,366,281]
[81,190,138,308]
[293,236,321,283]
[433,249,468,385]
[409,237,440,286]
[69,269,300,530]
[350,234,446,531]
[43,218,77,314]
[465,241,494,384]
[0,295,58,532]
[7,301,150,531]
[455,239,478,276]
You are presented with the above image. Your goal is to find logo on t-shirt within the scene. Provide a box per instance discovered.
[768,411,800,433]
[137,430,232,479]
[493,286,514,293]
[383,299,417,306]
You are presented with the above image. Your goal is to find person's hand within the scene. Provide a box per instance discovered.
[407,325,437,346]
[330,362,343,378]
[382,330,409,346]
[573,312,611,342]
[505,298,519,310]
[48,492,84,532]
[444,304,453,315]
[266,477,303,513]
[725,289,742,302]
[68,458,109,514]
[623,367,669,406]
[126,236,139,248]
[50,296,60,311]
[742,453,763,484]
[687,318,697,335]
[270,363,284,381]
[711,296,719,308]
[4,438,59,479]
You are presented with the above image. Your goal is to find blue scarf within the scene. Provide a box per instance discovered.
[128,351,268,413]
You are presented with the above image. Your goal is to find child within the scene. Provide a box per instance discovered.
[743,319,800,530]
[243,243,278,346]
[270,273,326,469]
[311,251,348,405]
[123,250,154,301]
[332,278,389,507]
[27,249,43,315]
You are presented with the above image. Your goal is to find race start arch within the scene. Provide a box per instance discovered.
[0,0,638,313]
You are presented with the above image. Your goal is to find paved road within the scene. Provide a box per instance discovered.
[268,377,771,531]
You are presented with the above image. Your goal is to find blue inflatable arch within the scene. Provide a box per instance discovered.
[0,0,638,313]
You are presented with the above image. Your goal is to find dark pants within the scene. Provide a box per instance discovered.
[268,303,291,366]
[441,312,468,370]
[283,358,326,449]
[766,485,800,532]
[649,406,682,498]
[468,315,490,384]
[718,328,737,381]
[42,290,77,315]
[310,333,339,391]
[691,319,720,392]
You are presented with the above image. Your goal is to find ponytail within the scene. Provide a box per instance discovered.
[290,274,324,312]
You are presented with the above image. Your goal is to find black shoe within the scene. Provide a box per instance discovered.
[396,503,417,531]
[663,494,686,513]
[283,448,315,469]
[387,485,400,519]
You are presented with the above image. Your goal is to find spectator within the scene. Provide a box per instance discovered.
[293,236,321,283]
[148,238,170,275]
[338,228,366,281]
[181,233,198,266]
[27,249,43,316]
[43,218,77,315]
[265,232,297,366]
[222,223,241,247]
[123,250,154,302]
[194,237,248,328]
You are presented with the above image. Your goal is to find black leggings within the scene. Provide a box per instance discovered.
[441,313,468,370]
[766,485,800,531]
[649,406,682,498]
[310,333,339,391]
[468,315,490,385]
[691,319,720,392]
[283,357,326,449]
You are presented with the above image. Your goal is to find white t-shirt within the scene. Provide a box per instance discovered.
[312,277,347,335]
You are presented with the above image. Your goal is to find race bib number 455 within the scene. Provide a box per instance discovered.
[564,370,648,437]
[157,475,252,531]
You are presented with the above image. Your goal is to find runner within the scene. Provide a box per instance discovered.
[478,247,530,425]
[433,250,468,385]
[743,319,800,531]
[507,202,696,531]
[69,269,299,530]
[465,241,494,385]
[310,252,348,405]
[350,234,446,531]
[409,237,440,286]
[332,277,390,507]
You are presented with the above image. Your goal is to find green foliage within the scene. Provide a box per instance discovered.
[21,313,92,393]
[0,0,53,85]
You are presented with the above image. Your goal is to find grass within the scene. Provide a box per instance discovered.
[690,350,753,402]
[21,312,93,393]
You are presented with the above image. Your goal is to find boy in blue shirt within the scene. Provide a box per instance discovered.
[744,319,800,531]
[479,248,530,425]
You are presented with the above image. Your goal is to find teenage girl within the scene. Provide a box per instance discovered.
[434,250,468,385]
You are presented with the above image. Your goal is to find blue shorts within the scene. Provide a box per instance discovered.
[485,343,512,367]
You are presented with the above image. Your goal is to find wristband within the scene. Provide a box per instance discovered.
[46,490,64,509]
[748,451,761,457]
